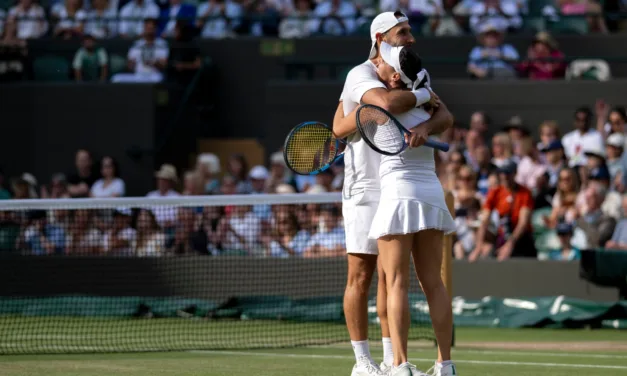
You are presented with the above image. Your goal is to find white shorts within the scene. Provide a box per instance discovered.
[342,190,380,255]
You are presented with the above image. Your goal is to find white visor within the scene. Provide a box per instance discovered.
[379,42,413,88]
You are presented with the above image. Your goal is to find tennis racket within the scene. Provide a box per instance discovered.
[283,121,345,175]
[356,104,449,156]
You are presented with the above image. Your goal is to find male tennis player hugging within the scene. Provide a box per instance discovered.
[332,11,455,376]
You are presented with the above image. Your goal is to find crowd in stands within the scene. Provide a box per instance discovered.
[2,99,627,260]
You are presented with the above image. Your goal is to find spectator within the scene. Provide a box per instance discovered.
[8,0,48,40]
[266,151,295,193]
[540,140,566,189]
[0,24,29,83]
[220,175,237,195]
[66,209,102,254]
[195,153,221,194]
[182,170,204,196]
[0,208,20,251]
[491,132,514,168]
[171,205,211,254]
[533,171,555,209]
[19,210,66,255]
[40,173,70,199]
[0,169,10,199]
[453,198,490,260]
[73,34,109,82]
[453,164,483,209]
[606,133,625,187]
[576,185,616,249]
[303,205,345,258]
[90,157,125,198]
[546,167,580,227]
[310,0,357,35]
[467,23,518,80]
[67,149,97,198]
[502,116,529,148]
[11,175,34,199]
[118,0,160,38]
[515,137,546,191]
[588,165,622,220]
[442,150,466,191]
[218,204,262,254]
[112,19,168,83]
[249,165,272,220]
[264,209,310,257]
[562,107,604,168]
[605,195,627,250]
[475,145,495,196]
[469,0,522,35]
[167,22,201,85]
[471,161,536,261]
[315,169,335,193]
[196,0,243,38]
[243,0,281,37]
[146,164,180,229]
[469,111,490,136]
[159,0,196,37]
[517,31,566,80]
[84,0,118,39]
[583,142,606,171]
[597,103,627,137]
[51,0,86,39]
[544,222,581,261]
[102,208,136,255]
[537,120,561,159]
[462,129,485,170]
[227,154,252,193]
[134,209,165,256]
[278,0,316,38]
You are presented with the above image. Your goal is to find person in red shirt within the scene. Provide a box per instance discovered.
[517,31,566,81]
[470,160,536,261]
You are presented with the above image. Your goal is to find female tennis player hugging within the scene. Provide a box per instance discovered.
[370,42,458,376]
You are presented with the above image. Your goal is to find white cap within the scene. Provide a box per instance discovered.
[197,153,221,174]
[583,142,606,159]
[379,42,413,87]
[275,183,296,194]
[249,165,269,180]
[306,184,328,194]
[270,151,286,166]
[368,11,409,59]
[607,133,625,148]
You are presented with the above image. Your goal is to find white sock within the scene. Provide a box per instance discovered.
[351,340,372,362]
[382,337,394,365]
[438,360,454,367]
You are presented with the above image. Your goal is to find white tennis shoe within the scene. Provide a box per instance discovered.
[379,361,393,375]
[390,363,429,376]
[427,361,458,376]
[351,356,386,376]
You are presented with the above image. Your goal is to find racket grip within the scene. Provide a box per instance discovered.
[425,139,450,152]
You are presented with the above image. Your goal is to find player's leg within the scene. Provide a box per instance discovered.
[345,253,377,348]
[412,229,456,376]
[376,261,393,371]
[378,234,413,369]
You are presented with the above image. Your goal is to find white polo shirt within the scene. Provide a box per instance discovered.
[561,128,604,167]
[339,60,386,198]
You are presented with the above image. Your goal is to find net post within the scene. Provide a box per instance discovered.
[441,190,455,346]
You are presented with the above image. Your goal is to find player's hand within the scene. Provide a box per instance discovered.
[427,88,440,108]
[405,125,430,148]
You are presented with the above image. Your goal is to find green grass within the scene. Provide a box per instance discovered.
[1,327,626,376]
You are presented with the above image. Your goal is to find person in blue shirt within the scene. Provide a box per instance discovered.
[21,210,66,255]
[303,205,345,258]
[467,23,519,80]
[547,222,580,261]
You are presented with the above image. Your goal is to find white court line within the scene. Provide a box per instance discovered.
[189,350,627,370]
[459,349,627,360]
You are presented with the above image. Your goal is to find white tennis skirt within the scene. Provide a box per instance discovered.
[368,198,456,239]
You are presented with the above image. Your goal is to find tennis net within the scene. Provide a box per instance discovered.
[0,193,446,354]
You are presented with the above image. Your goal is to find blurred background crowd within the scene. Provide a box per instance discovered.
[2,96,627,261]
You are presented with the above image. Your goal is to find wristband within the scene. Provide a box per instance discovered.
[412,88,431,107]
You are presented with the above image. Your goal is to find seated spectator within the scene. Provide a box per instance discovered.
[471,161,536,261]
[220,175,237,195]
[112,19,168,83]
[442,150,466,192]
[0,210,20,251]
[195,0,243,38]
[474,145,495,196]
[218,204,262,254]
[467,23,518,80]
[469,0,522,34]
[8,0,47,40]
[576,185,616,249]
[84,0,118,39]
[583,143,606,171]
[195,153,221,194]
[310,0,357,35]
[73,34,109,82]
[517,31,566,81]
[51,0,86,39]
[171,205,210,254]
[462,129,485,170]
[515,137,546,191]
[0,26,29,83]
[545,167,580,227]
[102,208,136,255]
[491,132,514,168]
[588,166,622,220]
[66,209,102,254]
[303,205,345,258]
[243,0,281,37]
[118,0,160,38]
[204,205,226,254]
[544,222,581,261]
[12,173,37,199]
[502,116,529,158]
[167,22,201,85]
[40,173,70,199]
[278,0,315,38]
[67,149,98,198]
[182,170,204,196]
[249,165,272,220]
[596,101,627,137]
[135,209,165,256]
[453,164,483,209]
[146,164,180,230]
[266,151,295,193]
[91,156,125,198]
[558,0,607,33]
[19,210,66,255]
[562,107,604,168]
[606,133,625,188]
[264,209,310,257]
[454,198,491,260]
[533,171,555,209]
[159,0,196,37]
[540,140,566,189]
[227,154,252,193]
[605,195,627,250]
[538,121,562,164]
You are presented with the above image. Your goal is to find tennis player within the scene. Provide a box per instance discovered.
[332,11,454,376]
[367,43,457,376]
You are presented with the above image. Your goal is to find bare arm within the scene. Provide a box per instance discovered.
[508,207,531,246]
[421,99,454,136]
[332,101,359,138]
[361,87,418,114]
[469,208,491,261]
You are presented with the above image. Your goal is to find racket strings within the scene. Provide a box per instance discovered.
[358,107,406,154]
[285,123,338,174]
